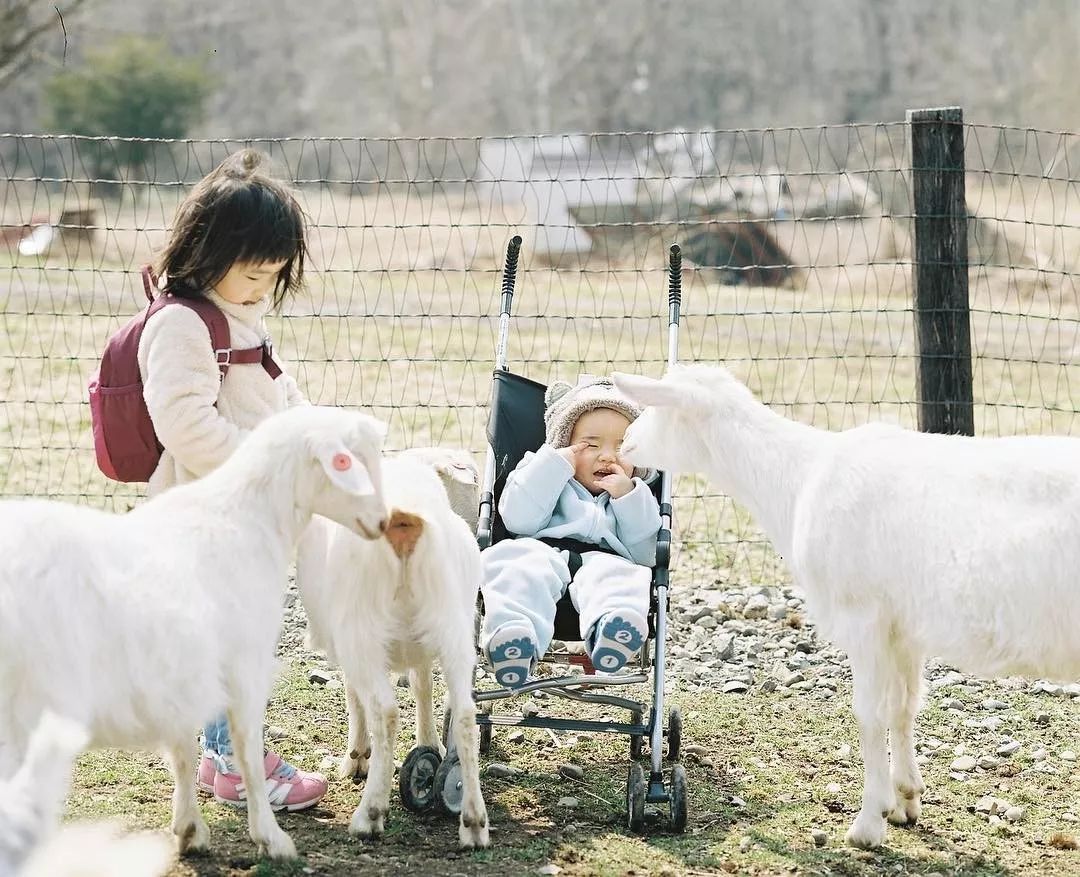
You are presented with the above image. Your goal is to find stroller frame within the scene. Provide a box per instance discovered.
[471,237,689,833]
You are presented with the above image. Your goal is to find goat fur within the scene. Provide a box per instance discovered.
[0,406,388,860]
[614,364,1080,849]
[0,711,174,877]
[296,454,489,848]
[396,446,480,533]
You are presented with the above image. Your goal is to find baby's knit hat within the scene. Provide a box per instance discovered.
[544,375,641,448]
[544,375,655,481]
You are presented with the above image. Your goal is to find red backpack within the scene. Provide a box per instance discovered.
[88,266,281,482]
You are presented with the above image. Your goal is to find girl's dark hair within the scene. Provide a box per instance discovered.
[156,149,307,308]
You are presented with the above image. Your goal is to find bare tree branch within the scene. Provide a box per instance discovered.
[0,0,90,89]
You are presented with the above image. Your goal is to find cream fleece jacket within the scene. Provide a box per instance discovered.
[137,290,307,496]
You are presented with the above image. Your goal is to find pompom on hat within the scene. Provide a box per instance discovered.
[543,375,656,482]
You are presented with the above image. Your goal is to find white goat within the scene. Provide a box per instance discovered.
[296,455,489,849]
[0,406,389,861]
[613,364,1080,849]
[396,446,480,533]
[0,712,174,877]
[302,446,480,655]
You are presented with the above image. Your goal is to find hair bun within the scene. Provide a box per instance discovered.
[239,149,261,173]
[222,147,264,179]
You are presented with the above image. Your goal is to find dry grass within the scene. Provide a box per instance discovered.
[4,183,1080,587]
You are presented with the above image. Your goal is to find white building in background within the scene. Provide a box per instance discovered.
[476,130,730,262]
[476,134,639,263]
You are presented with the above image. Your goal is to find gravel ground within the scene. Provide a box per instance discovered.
[278,561,1080,808]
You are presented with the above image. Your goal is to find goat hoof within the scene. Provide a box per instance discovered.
[887,797,921,826]
[175,818,211,855]
[459,813,490,849]
[349,806,386,840]
[256,829,297,860]
[845,813,886,849]
[338,752,369,782]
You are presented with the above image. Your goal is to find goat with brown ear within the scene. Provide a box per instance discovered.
[297,454,489,850]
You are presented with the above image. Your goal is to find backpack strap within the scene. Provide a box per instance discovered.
[141,265,158,303]
[219,340,283,379]
[141,265,282,381]
[176,296,240,381]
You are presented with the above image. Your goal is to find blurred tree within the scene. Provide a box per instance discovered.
[43,36,212,178]
[0,0,90,89]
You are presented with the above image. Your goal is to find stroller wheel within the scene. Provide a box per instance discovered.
[434,750,464,815]
[669,763,689,832]
[667,707,682,761]
[399,745,443,813]
[629,709,644,760]
[626,763,647,833]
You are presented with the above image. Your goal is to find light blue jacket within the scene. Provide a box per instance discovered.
[499,443,661,567]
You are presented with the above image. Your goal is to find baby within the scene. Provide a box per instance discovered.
[480,375,661,687]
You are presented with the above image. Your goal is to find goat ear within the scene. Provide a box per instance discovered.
[315,442,376,496]
[440,456,478,485]
[612,372,689,408]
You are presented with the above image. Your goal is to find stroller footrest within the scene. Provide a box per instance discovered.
[475,672,648,702]
[476,714,649,737]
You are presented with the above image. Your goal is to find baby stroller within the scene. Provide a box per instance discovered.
[462,237,687,832]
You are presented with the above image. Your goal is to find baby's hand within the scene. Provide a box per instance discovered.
[556,440,589,466]
[597,468,634,499]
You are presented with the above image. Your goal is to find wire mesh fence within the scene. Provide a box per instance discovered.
[2,116,1080,589]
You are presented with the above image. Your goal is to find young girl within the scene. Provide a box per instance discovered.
[138,148,327,810]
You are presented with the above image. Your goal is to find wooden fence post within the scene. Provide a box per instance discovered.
[907,106,975,435]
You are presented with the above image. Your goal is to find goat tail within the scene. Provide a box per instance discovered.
[385,509,425,559]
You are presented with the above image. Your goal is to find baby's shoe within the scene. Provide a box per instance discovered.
[589,609,648,672]
[486,622,537,689]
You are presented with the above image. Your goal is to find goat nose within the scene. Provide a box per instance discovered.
[378,517,389,533]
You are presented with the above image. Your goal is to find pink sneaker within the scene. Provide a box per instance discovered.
[202,751,328,811]
[197,753,217,794]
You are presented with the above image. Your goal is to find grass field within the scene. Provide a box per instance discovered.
[67,657,1080,877]
[4,181,1080,875]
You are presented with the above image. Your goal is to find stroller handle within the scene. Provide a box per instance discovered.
[667,244,682,326]
[667,244,682,368]
[500,235,523,317]
[494,235,523,372]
